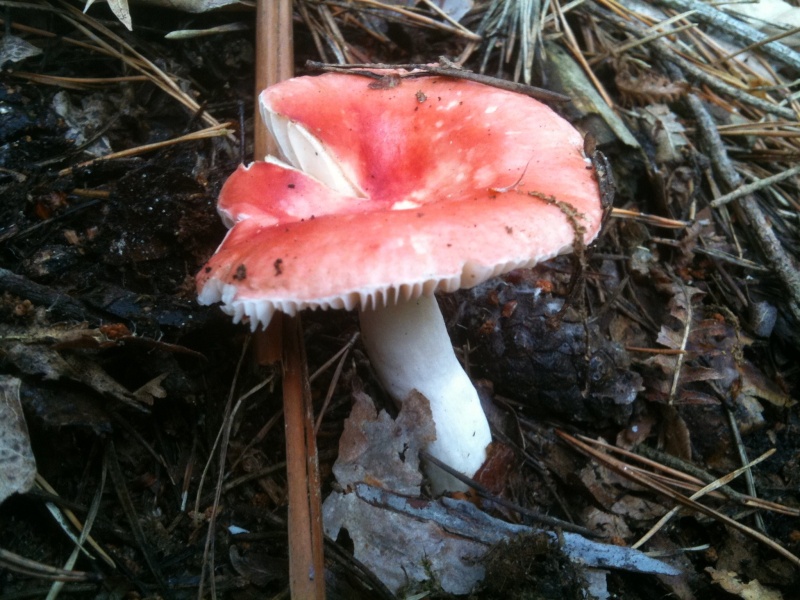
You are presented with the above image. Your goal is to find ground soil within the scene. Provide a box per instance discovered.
[1,2,798,599]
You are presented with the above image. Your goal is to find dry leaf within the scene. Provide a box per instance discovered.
[85,0,132,30]
[332,389,435,494]
[325,390,482,593]
[581,506,633,540]
[0,34,43,67]
[132,373,169,403]
[5,343,152,411]
[642,105,688,164]
[85,0,248,30]
[659,405,692,460]
[140,0,246,13]
[228,545,287,587]
[611,494,669,522]
[738,361,795,409]
[641,281,789,413]
[706,567,784,600]
[323,490,486,595]
[0,376,37,504]
[325,483,680,595]
[52,91,114,158]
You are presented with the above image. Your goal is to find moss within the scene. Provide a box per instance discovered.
[473,532,587,600]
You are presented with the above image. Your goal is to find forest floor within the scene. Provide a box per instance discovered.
[1,1,799,599]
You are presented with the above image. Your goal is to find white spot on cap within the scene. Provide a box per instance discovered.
[485,105,498,114]
[392,200,422,210]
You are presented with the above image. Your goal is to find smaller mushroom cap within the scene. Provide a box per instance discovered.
[197,71,603,327]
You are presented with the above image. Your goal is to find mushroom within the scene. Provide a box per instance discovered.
[197,70,604,493]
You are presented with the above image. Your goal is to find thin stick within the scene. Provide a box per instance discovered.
[35,474,115,568]
[725,406,766,532]
[611,21,698,57]
[10,72,149,88]
[667,277,692,406]
[253,0,293,365]
[710,164,800,208]
[554,0,615,108]
[46,458,106,600]
[715,24,800,65]
[0,548,98,582]
[610,207,689,229]
[420,450,596,537]
[196,339,251,600]
[305,59,572,104]
[57,123,232,177]
[314,332,359,433]
[653,0,800,73]
[254,3,323,596]
[684,91,800,327]
[584,3,798,120]
[557,430,800,567]
[350,0,481,41]
[632,448,776,549]
[56,1,225,130]
[254,0,294,159]
[418,0,479,38]
[282,314,326,598]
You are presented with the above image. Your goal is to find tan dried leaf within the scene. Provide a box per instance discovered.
[133,373,169,404]
[659,405,692,460]
[706,567,783,600]
[738,361,795,409]
[4,342,150,411]
[638,104,689,164]
[581,506,632,540]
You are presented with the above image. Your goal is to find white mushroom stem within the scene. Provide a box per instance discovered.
[359,294,492,494]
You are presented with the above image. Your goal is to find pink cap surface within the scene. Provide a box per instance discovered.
[197,72,603,327]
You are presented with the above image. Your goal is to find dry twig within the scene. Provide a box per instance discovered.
[558,431,800,567]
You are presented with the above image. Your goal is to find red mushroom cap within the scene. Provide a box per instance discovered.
[197,71,603,328]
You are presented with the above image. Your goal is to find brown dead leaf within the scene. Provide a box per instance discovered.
[706,567,783,600]
[610,494,669,522]
[581,506,633,540]
[62,353,154,409]
[229,545,287,587]
[5,342,151,411]
[19,382,112,435]
[576,450,655,512]
[132,373,169,404]
[637,104,689,164]
[659,406,692,460]
[615,61,689,107]
[616,411,656,448]
[641,280,788,420]
[4,341,73,381]
[738,361,795,409]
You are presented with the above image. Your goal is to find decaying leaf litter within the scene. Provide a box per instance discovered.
[1,0,799,598]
